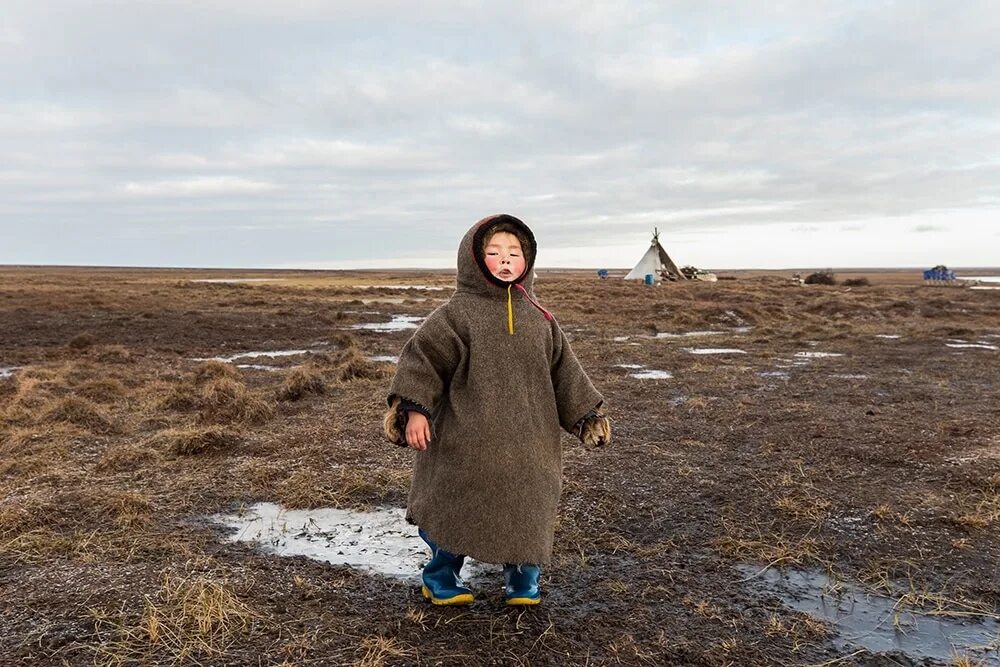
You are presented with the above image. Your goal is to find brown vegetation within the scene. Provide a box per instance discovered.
[0,265,997,665]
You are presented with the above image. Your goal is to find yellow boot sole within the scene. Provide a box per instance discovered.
[422,585,474,606]
[506,596,541,606]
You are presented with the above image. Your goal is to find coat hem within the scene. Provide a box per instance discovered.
[405,508,552,566]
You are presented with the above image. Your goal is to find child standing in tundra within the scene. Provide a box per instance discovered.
[384,214,610,605]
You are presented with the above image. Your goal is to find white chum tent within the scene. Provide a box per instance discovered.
[624,229,685,281]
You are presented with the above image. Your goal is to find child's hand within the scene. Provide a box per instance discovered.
[406,411,432,451]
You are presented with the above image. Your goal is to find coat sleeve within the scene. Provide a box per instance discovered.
[550,321,604,433]
[387,306,464,415]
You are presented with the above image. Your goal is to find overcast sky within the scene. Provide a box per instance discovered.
[2,1,998,270]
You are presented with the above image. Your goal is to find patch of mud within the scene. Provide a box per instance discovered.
[738,565,1000,664]
[351,315,424,332]
[212,503,499,583]
[684,348,747,355]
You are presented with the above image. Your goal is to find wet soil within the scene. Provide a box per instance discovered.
[1,266,998,666]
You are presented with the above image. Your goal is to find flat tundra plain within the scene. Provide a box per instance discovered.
[1,266,998,666]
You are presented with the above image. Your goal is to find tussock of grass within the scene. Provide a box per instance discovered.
[156,426,242,455]
[99,443,161,471]
[96,345,132,363]
[77,377,126,403]
[40,395,117,433]
[336,348,388,381]
[331,332,359,349]
[68,332,96,349]
[192,360,238,385]
[157,382,202,412]
[276,368,326,402]
[91,573,265,663]
[356,635,414,667]
[199,377,274,425]
[276,466,410,509]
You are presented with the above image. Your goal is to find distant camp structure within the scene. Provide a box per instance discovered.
[923,264,956,284]
[624,229,686,282]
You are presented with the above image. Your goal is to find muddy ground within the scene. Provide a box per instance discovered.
[1,266,998,666]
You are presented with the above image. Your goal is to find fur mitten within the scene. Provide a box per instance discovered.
[575,410,611,448]
[383,397,408,447]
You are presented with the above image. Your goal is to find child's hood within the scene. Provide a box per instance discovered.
[455,214,538,299]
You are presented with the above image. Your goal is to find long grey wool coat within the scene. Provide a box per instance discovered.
[387,214,603,565]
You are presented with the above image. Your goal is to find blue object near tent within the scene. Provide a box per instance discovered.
[644,274,654,285]
[597,269,609,279]
[923,268,956,282]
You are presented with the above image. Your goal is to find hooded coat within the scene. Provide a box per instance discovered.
[387,214,603,565]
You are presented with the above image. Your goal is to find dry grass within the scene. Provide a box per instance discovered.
[276,367,326,402]
[77,377,127,403]
[276,466,410,509]
[336,348,389,381]
[98,443,161,471]
[91,573,266,664]
[192,360,238,385]
[40,395,118,433]
[96,345,133,363]
[68,332,96,349]
[355,635,415,667]
[198,377,274,425]
[154,426,242,455]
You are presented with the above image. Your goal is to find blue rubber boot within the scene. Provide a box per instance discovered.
[503,564,542,605]
[419,528,474,605]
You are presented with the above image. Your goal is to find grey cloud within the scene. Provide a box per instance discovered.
[2,1,999,267]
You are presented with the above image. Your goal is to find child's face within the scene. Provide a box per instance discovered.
[484,231,526,282]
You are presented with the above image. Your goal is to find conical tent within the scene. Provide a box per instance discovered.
[624,229,685,281]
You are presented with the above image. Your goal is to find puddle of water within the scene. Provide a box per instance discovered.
[354,285,446,291]
[875,334,902,340]
[960,276,1000,283]
[946,343,999,351]
[0,366,19,379]
[793,351,844,358]
[192,349,313,363]
[970,286,1000,290]
[616,363,645,369]
[738,565,1000,664]
[684,348,747,355]
[190,278,285,284]
[613,336,631,342]
[236,364,294,372]
[212,503,498,582]
[759,371,790,378]
[830,373,869,380]
[368,355,399,364]
[630,370,672,380]
[655,327,751,339]
[351,315,424,332]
